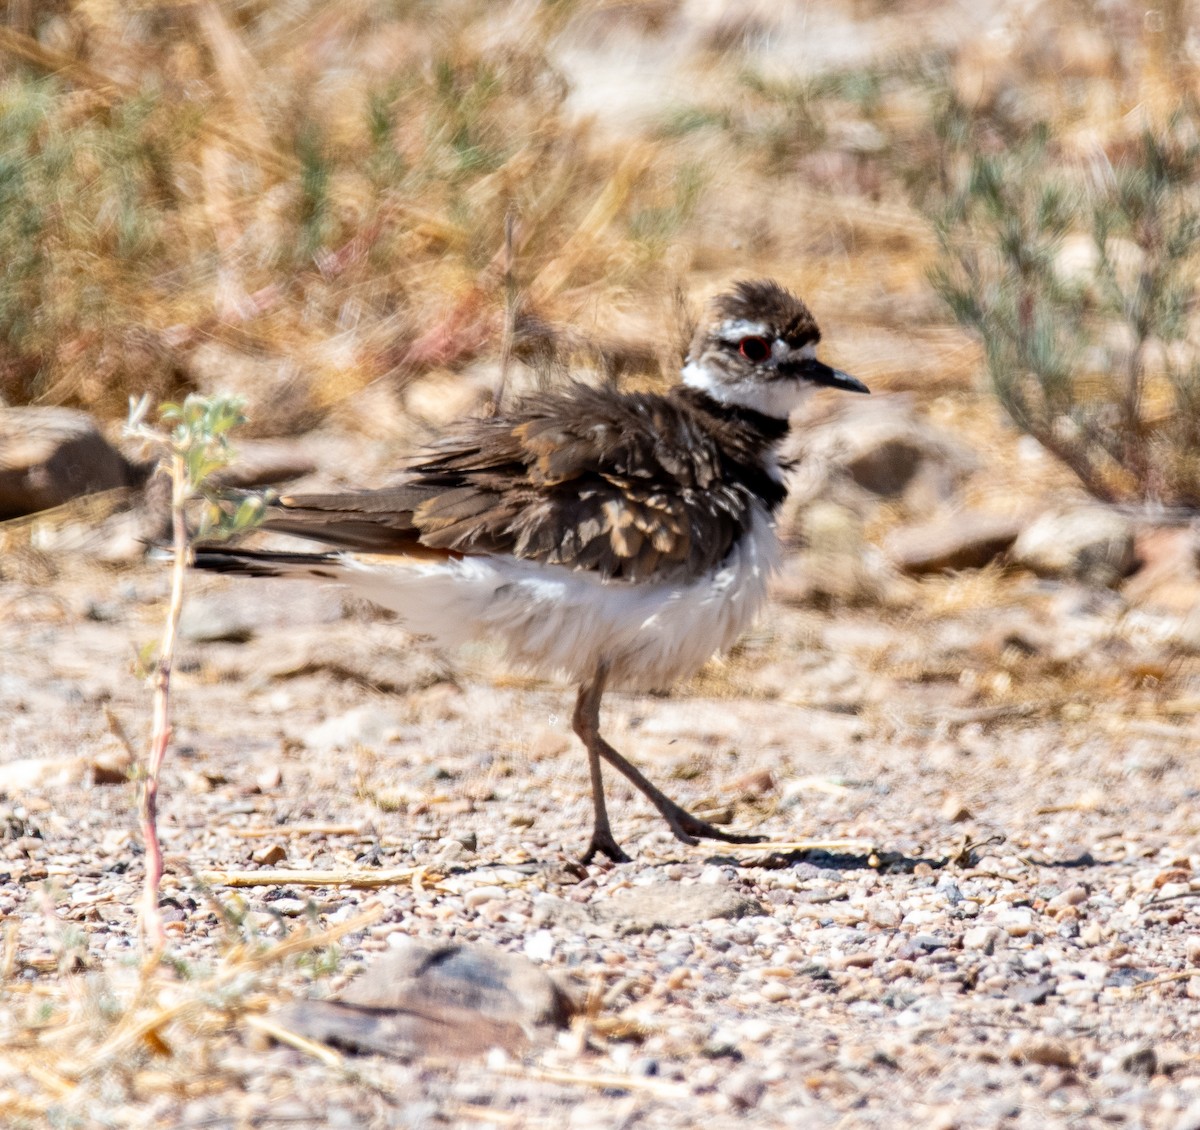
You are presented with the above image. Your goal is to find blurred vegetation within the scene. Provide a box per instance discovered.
[923,89,1200,507]
[0,2,714,422]
[1,0,1199,515]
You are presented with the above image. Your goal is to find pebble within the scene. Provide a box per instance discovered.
[721,1069,766,1111]
[1047,885,1089,910]
[964,926,1002,953]
[737,1019,774,1043]
[523,929,555,963]
[463,885,507,909]
[306,706,400,752]
[996,907,1035,936]
[268,898,308,917]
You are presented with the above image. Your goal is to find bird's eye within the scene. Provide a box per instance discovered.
[738,336,770,363]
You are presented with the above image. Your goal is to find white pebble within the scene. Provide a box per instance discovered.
[464,885,507,909]
[523,929,555,963]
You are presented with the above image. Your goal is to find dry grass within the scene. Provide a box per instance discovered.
[0,901,382,1126]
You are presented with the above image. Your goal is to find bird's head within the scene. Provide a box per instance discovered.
[682,279,868,418]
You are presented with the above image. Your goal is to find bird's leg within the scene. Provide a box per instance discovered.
[573,669,631,864]
[572,668,766,862]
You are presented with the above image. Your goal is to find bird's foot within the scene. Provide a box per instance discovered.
[660,804,766,849]
[580,828,633,865]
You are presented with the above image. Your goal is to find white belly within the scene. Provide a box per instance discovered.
[341,504,781,689]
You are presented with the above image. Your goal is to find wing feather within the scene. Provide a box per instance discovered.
[256,384,770,582]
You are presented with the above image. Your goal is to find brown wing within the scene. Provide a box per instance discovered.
[264,385,761,582]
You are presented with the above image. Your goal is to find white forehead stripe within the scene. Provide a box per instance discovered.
[716,319,771,344]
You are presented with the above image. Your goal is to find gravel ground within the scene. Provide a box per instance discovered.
[4,532,1200,1130]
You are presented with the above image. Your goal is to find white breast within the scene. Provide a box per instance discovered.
[340,504,781,690]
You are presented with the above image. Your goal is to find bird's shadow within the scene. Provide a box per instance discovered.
[707,836,1112,875]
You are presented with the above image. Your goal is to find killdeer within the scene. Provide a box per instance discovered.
[193,280,868,862]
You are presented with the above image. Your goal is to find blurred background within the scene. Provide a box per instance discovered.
[0,0,1190,443]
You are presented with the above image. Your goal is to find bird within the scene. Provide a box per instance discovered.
[192,279,868,863]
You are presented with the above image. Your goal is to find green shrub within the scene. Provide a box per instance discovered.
[924,90,1200,507]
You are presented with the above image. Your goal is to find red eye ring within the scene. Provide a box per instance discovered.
[738,335,770,362]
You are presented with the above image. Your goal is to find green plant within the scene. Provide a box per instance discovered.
[925,93,1200,506]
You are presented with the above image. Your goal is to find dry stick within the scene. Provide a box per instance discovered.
[139,453,188,954]
[491,208,518,414]
[198,866,440,889]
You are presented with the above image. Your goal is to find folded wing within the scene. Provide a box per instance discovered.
[261,385,757,583]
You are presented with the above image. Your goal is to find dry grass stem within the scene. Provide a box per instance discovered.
[198,867,442,889]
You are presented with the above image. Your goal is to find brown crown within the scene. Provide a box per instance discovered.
[711,280,820,344]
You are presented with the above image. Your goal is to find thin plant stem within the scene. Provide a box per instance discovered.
[139,453,188,955]
[491,208,518,415]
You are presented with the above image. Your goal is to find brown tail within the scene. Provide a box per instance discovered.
[190,545,345,580]
[257,485,437,552]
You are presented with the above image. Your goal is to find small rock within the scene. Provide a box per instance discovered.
[178,597,258,644]
[885,511,1023,574]
[869,905,901,928]
[268,898,308,916]
[737,1018,773,1044]
[1012,507,1136,586]
[251,844,287,866]
[306,706,399,752]
[996,906,1035,936]
[464,885,507,909]
[805,401,976,498]
[758,981,790,1003]
[1011,1037,1077,1068]
[91,751,133,786]
[255,766,283,792]
[1105,1042,1157,1077]
[936,878,964,905]
[1008,978,1057,1005]
[905,934,949,955]
[721,1068,766,1111]
[2,754,91,793]
[940,794,971,822]
[963,925,1002,954]
[1046,886,1089,911]
[522,930,555,963]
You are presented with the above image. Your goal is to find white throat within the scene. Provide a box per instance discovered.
[681,359,811,420]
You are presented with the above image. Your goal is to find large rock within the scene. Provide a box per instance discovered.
[275,940,577,1059]
[0,407,136,519]
[885,511,1025,574]
[788,395,978,507]
[1011,507,1136,586]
